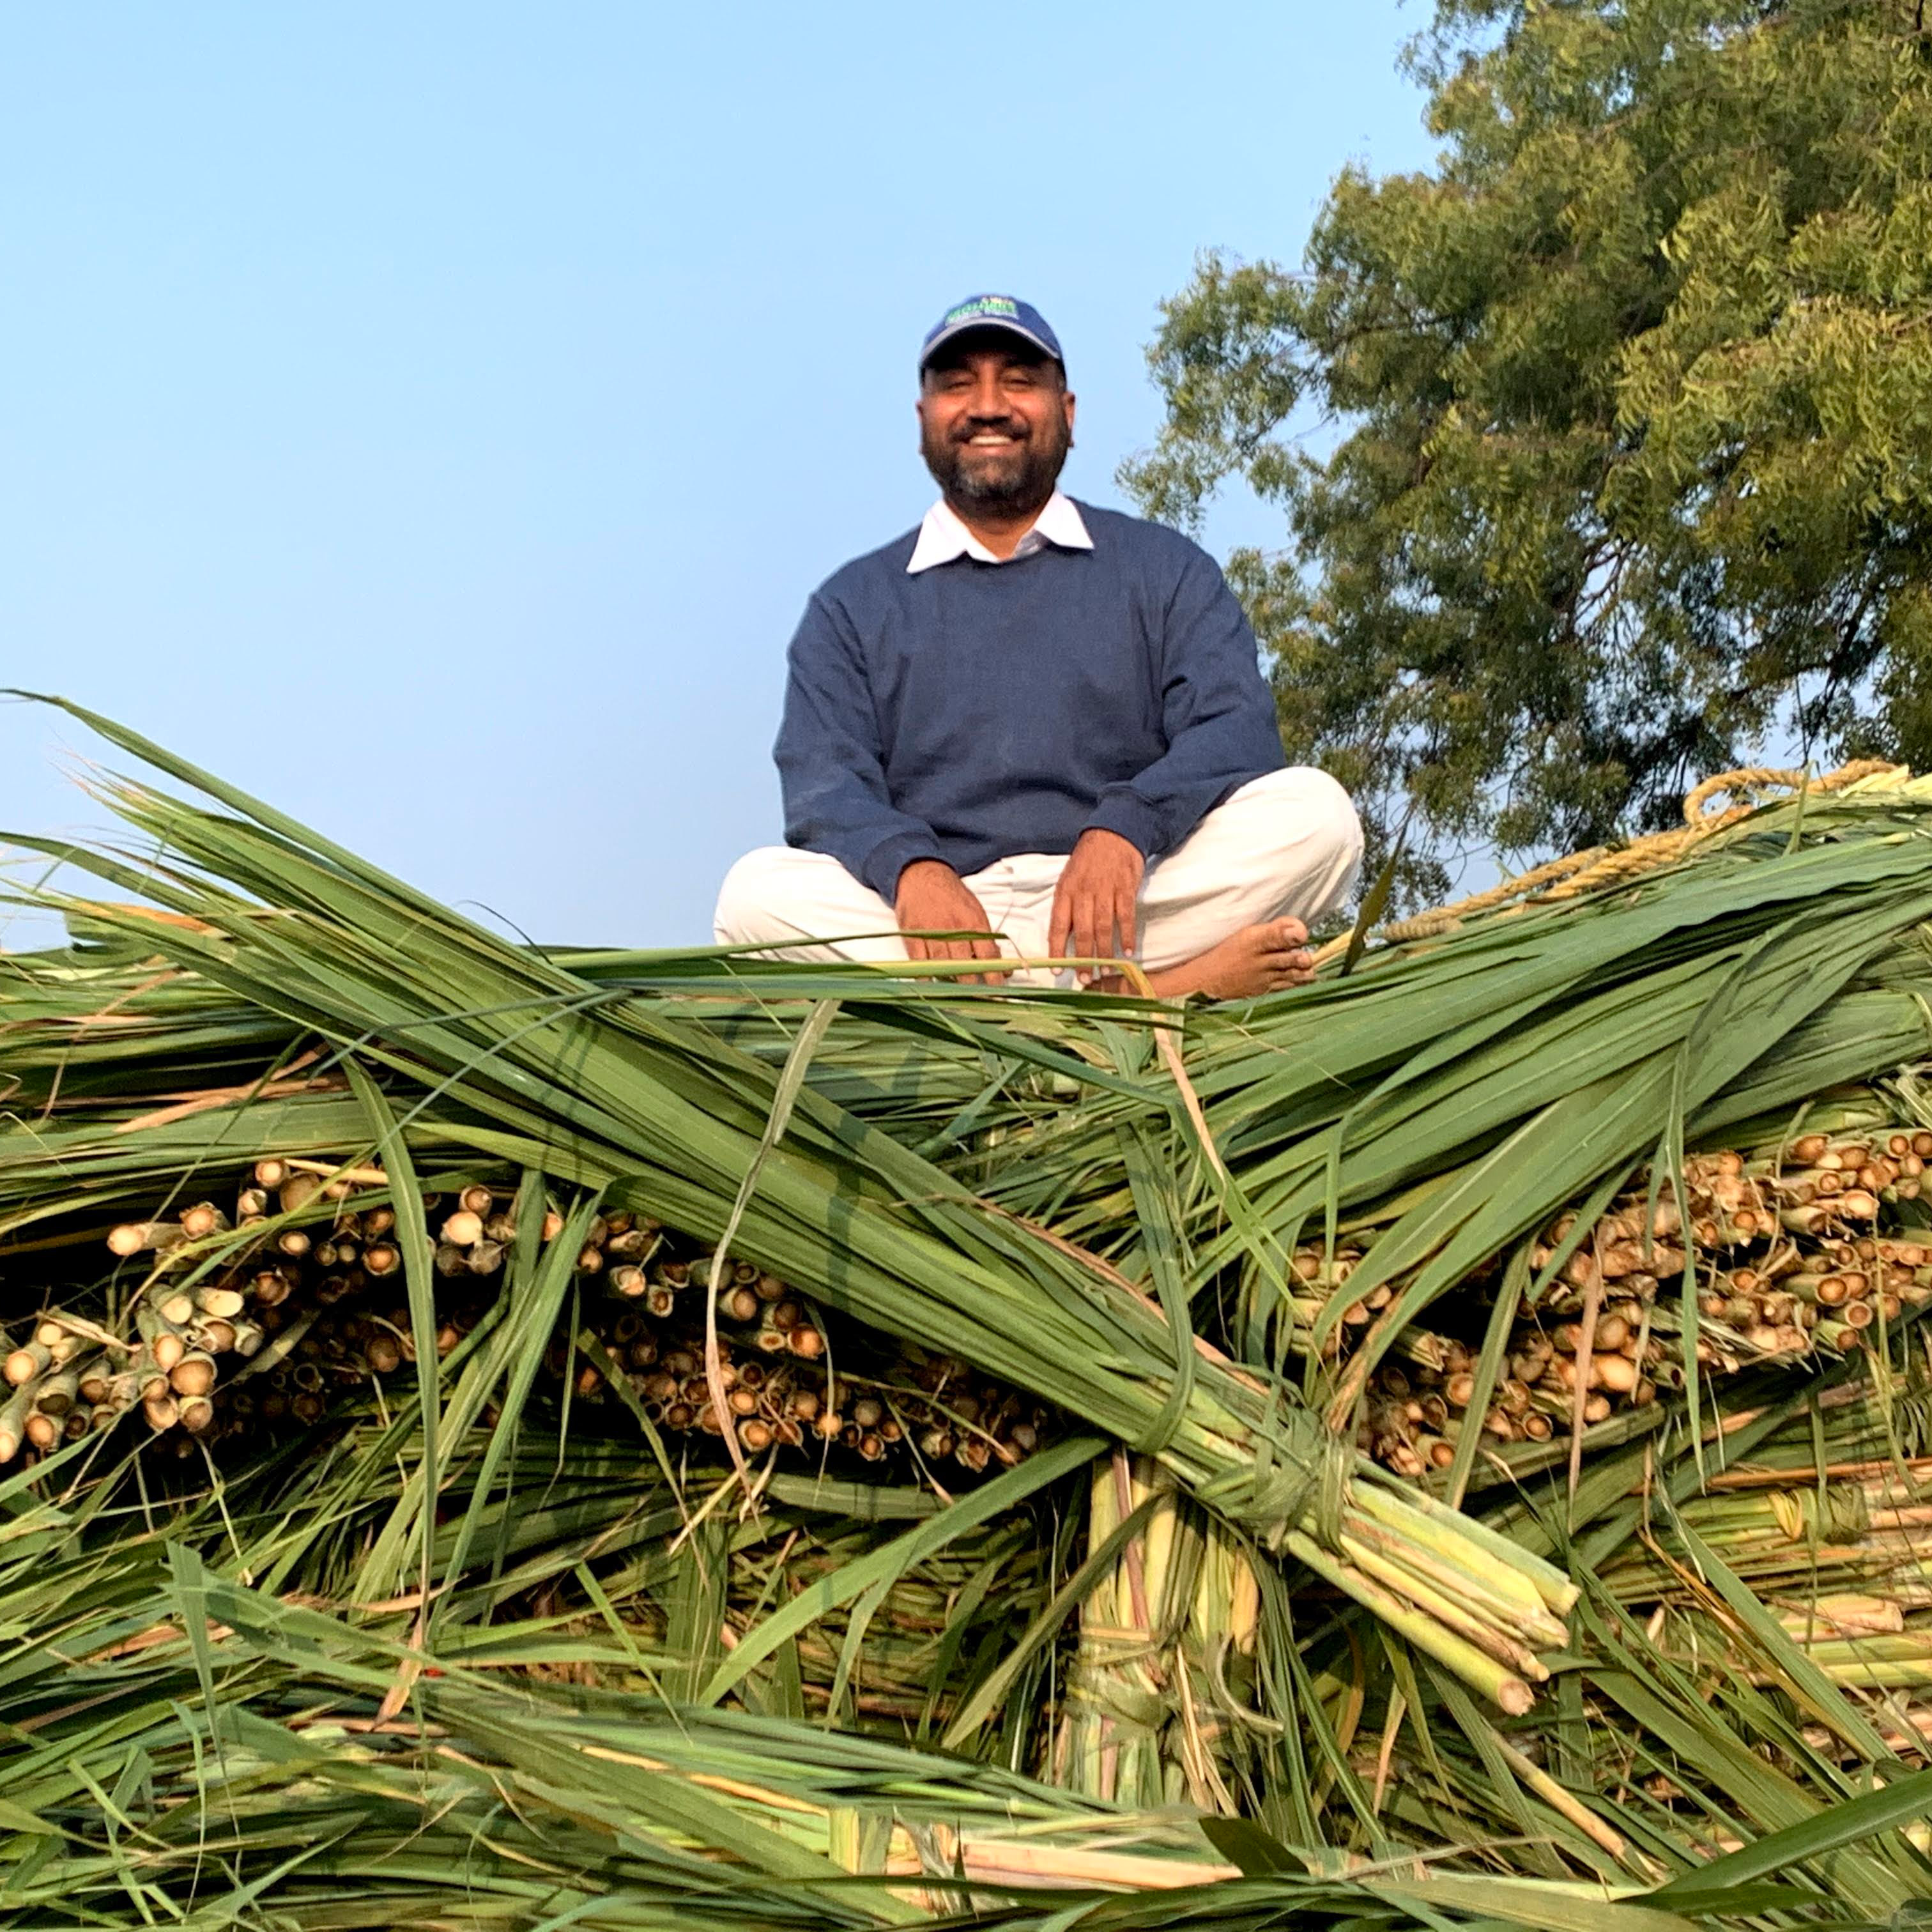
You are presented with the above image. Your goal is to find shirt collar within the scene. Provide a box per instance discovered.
[905,490,1093,574]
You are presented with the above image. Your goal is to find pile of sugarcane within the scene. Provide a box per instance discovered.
[17,702,1932,1924]
[3,1161,1055,1482]
[1351,1123,1932,1476]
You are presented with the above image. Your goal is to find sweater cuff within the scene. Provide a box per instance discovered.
[1083,792,1164,860]
[858,829,947,904]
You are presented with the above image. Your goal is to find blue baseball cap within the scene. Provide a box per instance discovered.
[919,293,1064,374]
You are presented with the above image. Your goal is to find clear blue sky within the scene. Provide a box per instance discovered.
[1,3,1436,951]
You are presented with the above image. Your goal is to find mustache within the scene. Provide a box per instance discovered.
[951,415,1030,444]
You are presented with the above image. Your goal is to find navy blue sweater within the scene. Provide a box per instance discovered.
[774,502,1285,901]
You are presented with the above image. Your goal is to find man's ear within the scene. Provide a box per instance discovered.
[1063,390,1077,446]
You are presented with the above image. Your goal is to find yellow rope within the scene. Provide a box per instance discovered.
[1312,758,1909,968]
[1678,759,1902,827]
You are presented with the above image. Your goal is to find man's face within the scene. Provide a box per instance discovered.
[917,337,1076,516]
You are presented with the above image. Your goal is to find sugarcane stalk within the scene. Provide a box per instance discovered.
[25,1361,80,1450]
[1337,1532,1550,1680]
[106,1220,185,1259]
[135,1304,188,1372]
[31,1361,80,1419]
[169,1352,217,1398]
[3,1340,50,1387]
[1278,1528,1536,1715]
[0,1382,36,1462]
[1342,1512,1569,1649]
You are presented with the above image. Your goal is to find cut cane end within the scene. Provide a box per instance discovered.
[1495,1676,1537,1716]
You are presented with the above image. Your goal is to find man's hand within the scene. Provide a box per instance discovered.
[895,860,1007,983]
[1050,829,1145,980]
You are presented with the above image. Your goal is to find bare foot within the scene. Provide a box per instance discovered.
[1142,917,1315,1000]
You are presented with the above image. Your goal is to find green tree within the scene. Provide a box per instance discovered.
[1126,0,1932,899]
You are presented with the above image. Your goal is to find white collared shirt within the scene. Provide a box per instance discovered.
[905,490,1093,574]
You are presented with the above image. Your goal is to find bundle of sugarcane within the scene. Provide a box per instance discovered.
[3,1149,1062,1493]
[954,771,1932,1398]
[0,1156,436,1464]
[1346,1114,1932,1478]
[409,1436,1068,1738]
[1579,1375,1932,1705]
[1048,1450,1271,1811]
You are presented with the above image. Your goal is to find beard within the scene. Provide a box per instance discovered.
[921,409,1071,516]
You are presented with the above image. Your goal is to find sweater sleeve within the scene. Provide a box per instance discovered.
[1082,545,1287,859]
[774,590,946,902]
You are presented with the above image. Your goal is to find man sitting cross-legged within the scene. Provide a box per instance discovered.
[714,294,1363,998]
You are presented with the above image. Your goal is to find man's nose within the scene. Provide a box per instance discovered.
[965,370,1012,418]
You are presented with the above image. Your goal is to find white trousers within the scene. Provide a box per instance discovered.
[712,768,1363,982]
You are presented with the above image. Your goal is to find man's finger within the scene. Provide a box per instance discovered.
[1073,894,1101,982]
[1096,894,1117,966]
[904,933,931,963]
[1048,886,1075,962]
[937,935,975,981]
[971,935,1009,986]
[954,933,1000,986]
[1112,884,1137,962]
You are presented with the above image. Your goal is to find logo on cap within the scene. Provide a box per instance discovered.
[944,296,1019,326]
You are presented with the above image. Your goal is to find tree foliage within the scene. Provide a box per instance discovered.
[1126,0,1932,897]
